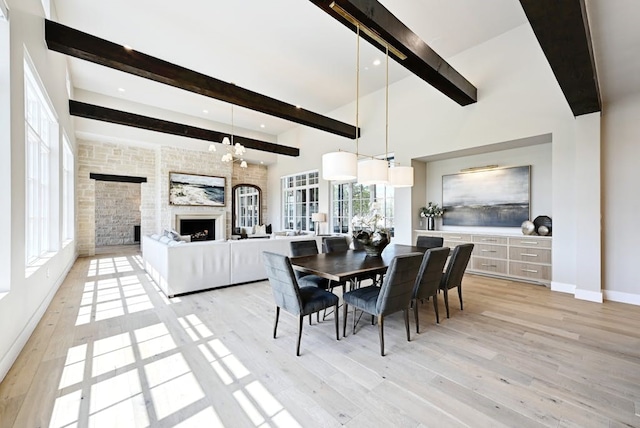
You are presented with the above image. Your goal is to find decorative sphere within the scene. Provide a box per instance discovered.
[537,225,549,236]
[521,221,535,235]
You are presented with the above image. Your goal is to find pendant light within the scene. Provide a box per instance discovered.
[322,26,361,181]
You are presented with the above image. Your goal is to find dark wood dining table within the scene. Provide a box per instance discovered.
[290,244,426,284]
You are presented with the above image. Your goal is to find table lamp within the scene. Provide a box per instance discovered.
[311,213,326,236]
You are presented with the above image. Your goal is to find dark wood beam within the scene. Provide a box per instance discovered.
[46,19,358,140]
[89,173,147,183]
[70,100,300,157]
[309,0,477,106]
[520,0,601,116]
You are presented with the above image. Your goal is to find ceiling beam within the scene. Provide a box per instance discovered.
[309,0,477,106]
[520,0,601,116]
[46,19,358,140]
[69,100,300,157]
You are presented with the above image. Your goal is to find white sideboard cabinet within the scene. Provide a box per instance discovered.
[414,230,552,285]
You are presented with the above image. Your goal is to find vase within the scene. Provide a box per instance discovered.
[427,217,435,231]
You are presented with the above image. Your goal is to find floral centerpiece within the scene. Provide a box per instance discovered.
[420,202,444,231]
[352,206,390,257]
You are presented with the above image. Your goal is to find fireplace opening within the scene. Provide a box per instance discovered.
[180,219,216,241]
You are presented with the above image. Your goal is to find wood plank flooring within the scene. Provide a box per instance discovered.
[1,249,639,427]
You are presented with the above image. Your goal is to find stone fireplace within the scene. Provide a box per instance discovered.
[174,212,226,241]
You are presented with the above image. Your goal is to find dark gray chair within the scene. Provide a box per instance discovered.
[412,247,449,332]
[342,252,423,356]
[440,243,474,318]
[416,236,444,250]
[289,240,330,288]
[262,251,339,356]
[323,236,349,253]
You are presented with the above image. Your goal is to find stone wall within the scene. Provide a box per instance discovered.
[95,181,141,246]
[77,141,156,256]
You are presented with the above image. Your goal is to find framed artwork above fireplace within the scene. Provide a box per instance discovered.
[169,172,225,206]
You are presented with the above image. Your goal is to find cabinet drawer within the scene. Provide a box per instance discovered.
[473,235,508,245]
[473,243,507,259]
[509,261,551,281]
[472,257,508,274]
[508,237,551,248]
[509,247,551,264]
[441,233,472,242]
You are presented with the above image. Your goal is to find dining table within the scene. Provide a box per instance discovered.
[290,244,426,285]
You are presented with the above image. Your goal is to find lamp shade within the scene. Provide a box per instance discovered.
[388,166,414,187]
[358,159,388,185]
[311,212,326,222]
[322,152,357,181]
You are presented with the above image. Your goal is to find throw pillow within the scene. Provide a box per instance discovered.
[266,224,272,234]
[255,224,266,235]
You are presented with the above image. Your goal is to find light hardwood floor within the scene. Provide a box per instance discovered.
[1,250,640,427]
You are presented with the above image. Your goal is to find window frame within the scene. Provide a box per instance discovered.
[281,170,319,232]
[62,133,74,243]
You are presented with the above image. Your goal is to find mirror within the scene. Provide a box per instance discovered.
[232,184,261,230]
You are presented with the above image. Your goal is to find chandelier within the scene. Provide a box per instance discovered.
[209,105,247,168]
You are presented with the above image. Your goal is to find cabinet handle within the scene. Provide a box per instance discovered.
[521,268,538,273]
[481,263,498,268]
[519,241,539,245]
[482,238,497,242]
[521,253,538,257]
[481,249,497,253]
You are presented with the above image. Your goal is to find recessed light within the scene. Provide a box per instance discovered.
[373,59,381,66]
[260,161,264,164]
[118,87,125,92]
[123,45,133,51]
[202,109,208,114]
[260,124,265,128]
[295,105,301,109]
[364,66,369,71]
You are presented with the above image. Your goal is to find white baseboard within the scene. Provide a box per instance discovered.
[574,288,603,303]
[0,255,77,382]
[551,281,575,294]
[604,290,640,306]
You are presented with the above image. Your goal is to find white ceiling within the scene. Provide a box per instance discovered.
[51,0,638,141]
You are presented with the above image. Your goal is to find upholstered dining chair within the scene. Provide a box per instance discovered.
[323,236,349,253]
[289,240,330,288]
[440,243,474,318]
[262,251,339,356]
[342,252,423,356]
[416,236,444,250]
[411,247,449,332]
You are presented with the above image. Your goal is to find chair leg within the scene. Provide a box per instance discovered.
[413,299,420,333]
[404,309,410,342]
[443,287,450,318]
[458,285,463,310]
[342,302,348,337]
[334,303,340,340]
[273,306,280,338]
[352,307,357,335]
[309,314,312,325]
[433,294,440,324]
[317,311,320,323]
[378,315,385,356]
[297,315,304,356]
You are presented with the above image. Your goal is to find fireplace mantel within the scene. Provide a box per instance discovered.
[174,212,226,241]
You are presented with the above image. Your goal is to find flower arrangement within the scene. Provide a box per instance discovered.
[352,206,389,256]
[420,202,444,218]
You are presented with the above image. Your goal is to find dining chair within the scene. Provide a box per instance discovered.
[262,251,339,356]
[416,236,444,250]
[323,236,349,253]
[440,243,474,318]
[411,247,449,332]
[289,240,330,288]
[342,252,423,356]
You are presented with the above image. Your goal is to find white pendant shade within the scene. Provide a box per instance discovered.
[389,166,414,187]
[322,152,358,181]
[358,158,388,185]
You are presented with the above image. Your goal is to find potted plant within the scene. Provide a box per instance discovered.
[420,202,444,231]
[352,207,390,257]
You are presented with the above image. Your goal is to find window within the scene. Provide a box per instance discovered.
[25,57,58,264]
[331,183,394,235]
[62,134,74,242]
[282,171,319,232]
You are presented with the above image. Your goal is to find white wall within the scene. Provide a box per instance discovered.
[0,0,78,380]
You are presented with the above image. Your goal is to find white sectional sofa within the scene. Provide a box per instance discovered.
[142,234,323,297]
